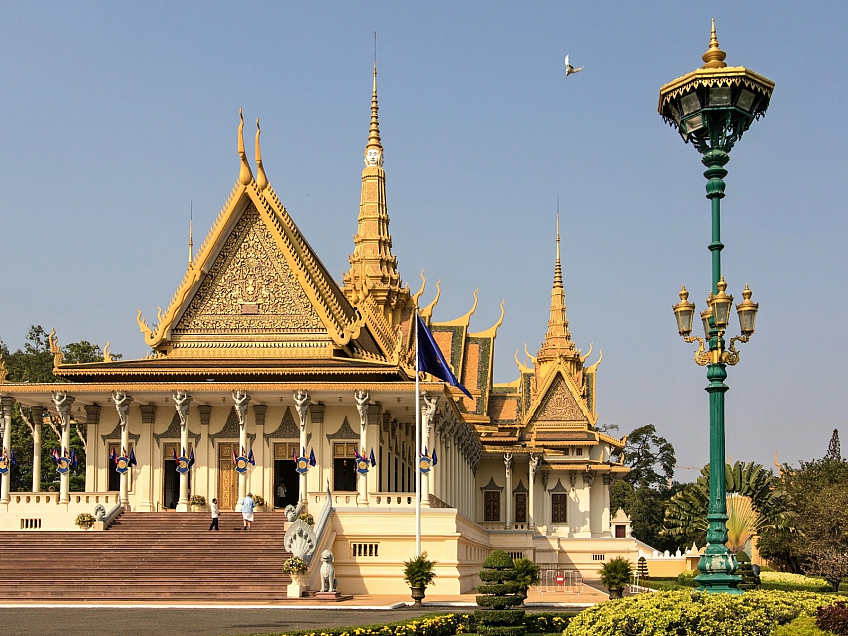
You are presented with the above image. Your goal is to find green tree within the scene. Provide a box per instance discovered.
[759,455,848,582]
[663,461,793,555]
[0,326,119,492]
[619,424,676,490]
[611,480,697,553]
[826,429,842,461]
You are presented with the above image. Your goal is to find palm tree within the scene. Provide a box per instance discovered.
[663,461,793,554]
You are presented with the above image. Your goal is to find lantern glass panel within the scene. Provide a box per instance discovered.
[680,92,701,116]
[736,89,755,112]
[710,87,732,106]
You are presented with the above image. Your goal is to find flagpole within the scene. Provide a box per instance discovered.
[415,307,422,556]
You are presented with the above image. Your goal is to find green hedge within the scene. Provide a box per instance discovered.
[274,613,462,636]
[477,583,521,596]
[459,612,574,634]
[563,590,848,636]
[773,616,831,636]
[475,595,524,609]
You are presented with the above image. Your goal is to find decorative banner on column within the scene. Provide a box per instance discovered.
[418,447,438,475]
[0,447,10,475]
[176,447,190,474]
[54,447,71,475]
[354,448,377,475]
[234,446,249,474]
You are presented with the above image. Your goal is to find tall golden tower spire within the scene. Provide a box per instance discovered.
[343,52,409,326]
[537,208,577,363]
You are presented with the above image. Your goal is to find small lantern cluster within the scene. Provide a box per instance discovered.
[673,279,758,342]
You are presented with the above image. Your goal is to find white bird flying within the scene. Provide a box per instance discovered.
[565,54,583,76]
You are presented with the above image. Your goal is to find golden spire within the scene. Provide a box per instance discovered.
[237,108,253,186]
[365,63,384,166]
[255,118,268,191]
[188,201,193,269]
[702,19,728,69]
[343,57,408,324]
[537,210,577,362]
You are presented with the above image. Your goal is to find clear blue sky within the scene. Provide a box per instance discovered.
[1,2,845,480]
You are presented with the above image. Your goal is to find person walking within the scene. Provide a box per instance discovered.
[242,493,256,531]
[208,498,220,531]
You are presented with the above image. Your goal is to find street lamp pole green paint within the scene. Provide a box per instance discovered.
[660,20,774,594]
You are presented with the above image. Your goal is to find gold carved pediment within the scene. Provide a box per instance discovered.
[529,375,587,426]
[174,204,324,334]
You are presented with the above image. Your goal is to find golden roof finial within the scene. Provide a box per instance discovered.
[702,19,728,69]
[554,210,563,291]
[237,108,253,186]
[364,57,384,166]
[188,201,193,269]
[255,118,268,191]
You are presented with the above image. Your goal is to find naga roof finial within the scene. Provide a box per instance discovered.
[238,108,253,186]
[255,118,268,191]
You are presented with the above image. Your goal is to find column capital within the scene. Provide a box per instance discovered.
[253,404,267,427]
[139,404,158,425]
[173,391,192,429]
[83,404,101,426]
[197,404,211,427]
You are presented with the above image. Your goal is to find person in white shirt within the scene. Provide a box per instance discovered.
[209,498,220,531]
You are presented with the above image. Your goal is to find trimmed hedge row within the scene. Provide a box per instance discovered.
[563,590,848,636]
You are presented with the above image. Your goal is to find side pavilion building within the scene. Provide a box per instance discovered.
[0,69,635,593]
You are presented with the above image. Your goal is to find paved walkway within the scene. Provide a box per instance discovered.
[0,585,609,636]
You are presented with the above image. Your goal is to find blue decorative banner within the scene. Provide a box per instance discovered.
[356,458,370,475]
[0,457,8,475]
[116,456,130,474]
[418,456,432,475]
[56,457,71,475]
[295,456,309,474]
[176,456,190,474]
[235,456,249,474]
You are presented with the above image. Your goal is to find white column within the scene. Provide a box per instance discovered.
[1,397,14,504]
[31,406,45,492]
[253,405,266,504]
[173,391,192,512]
[504,453,513,529]
[294,390,310,504]
[51,392,74,505]
[603,474,611,535]
[420,395,437,508]
[233,391,250,508]
[529,454,539,529]
[355,390,369,506]
[139,404,157,512]
[113,392,133,510]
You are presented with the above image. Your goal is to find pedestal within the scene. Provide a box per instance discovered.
[287,574,308,598]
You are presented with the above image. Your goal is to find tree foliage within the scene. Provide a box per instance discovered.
[0,326,121,492]
[620,424,676,490]
[663,461,792,554]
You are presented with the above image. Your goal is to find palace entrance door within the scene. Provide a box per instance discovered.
[218,442,239,510]
[273,442,300,508]
[163,442,191,510]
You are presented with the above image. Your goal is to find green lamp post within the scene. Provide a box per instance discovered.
[660,20,774,594]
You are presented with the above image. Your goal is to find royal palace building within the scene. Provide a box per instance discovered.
[0,67,637,593]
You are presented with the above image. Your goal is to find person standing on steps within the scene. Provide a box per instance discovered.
[209,498,220,531]
[242,492,255,531]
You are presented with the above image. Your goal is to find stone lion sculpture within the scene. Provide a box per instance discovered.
[320,549,336,592]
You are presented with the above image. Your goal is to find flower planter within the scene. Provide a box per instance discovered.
[608,587,624,599]
[410,586,426,606]
[287,573,308,598]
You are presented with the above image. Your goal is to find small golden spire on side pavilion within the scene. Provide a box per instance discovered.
[702,19,728,69]
[237,108,253,186]
[255,118,268,191]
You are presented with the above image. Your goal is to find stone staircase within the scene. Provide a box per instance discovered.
[0,511,293,602]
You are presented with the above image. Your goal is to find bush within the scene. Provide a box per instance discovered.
[563,590,848,636]
[818,600,848,635]
[274,613,462,636]
[677,570,699,587]
[774,616,831,636]
[598,557,632,591]
[188,494,206,506]
[475,550,525,636]
[403,552,437,588]
[761,572,832,593]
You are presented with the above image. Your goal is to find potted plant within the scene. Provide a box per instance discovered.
[512,557,541,602]
[298,512,314,525]
[75,512,95,530]
[599,556,632,599]
[253,494,266,510]
[403,552,437,607]
[282,556,308,576]
[189,494,206,511]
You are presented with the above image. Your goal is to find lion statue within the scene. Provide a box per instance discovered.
[320,549,337,592]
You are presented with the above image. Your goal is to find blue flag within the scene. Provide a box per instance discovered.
[70,448,77,468]
[10,448,15,467]
[188,448,195,469]
[432,449,438,466]
[369,448,376,467]
[309,448,316,467]
[247,448,255,466]
[129,448,138,466]
[417,315,473,399]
